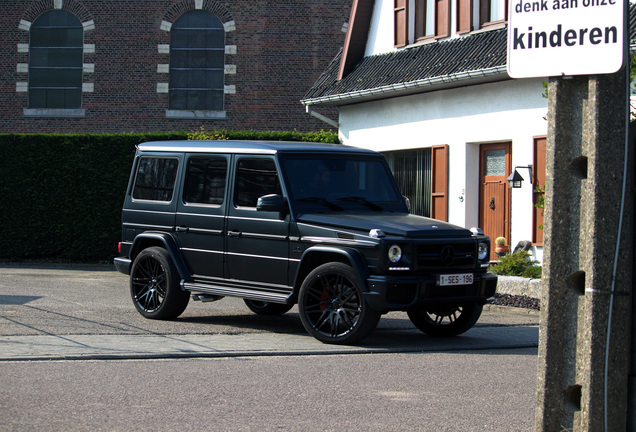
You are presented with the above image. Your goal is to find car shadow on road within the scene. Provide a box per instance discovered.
[175,312,417,334]
[0,295,42,305]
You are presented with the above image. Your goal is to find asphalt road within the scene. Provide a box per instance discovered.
[0,264,540,431]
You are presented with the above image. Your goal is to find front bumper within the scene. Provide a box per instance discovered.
[364,272,497,311]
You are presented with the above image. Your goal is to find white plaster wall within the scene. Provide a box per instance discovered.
[364,0,395,57]
[365,0,396,56]
[338,78,548,260]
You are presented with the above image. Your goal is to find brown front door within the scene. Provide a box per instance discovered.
[479,143,511,261]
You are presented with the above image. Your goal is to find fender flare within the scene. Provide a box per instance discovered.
[294,246,370,293]
[130,232,192,281]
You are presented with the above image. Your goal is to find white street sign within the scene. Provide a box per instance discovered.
[507,0,625,78]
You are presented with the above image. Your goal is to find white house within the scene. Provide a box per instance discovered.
[303,0,636,262]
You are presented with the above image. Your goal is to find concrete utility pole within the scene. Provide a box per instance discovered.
[534,69,634,430]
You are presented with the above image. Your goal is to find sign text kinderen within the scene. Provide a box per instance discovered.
[507,0,624,78]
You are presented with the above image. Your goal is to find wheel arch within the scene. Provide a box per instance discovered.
[130,232,191,280]
[292,246,370,297]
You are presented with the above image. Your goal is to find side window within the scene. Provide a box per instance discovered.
[183,156,227,205]
[132,157,179,202]
[415,0,450,40]
[29,10,83,109]
[480,0,506,27]
[395,0,450,47]
[235,158,282,208]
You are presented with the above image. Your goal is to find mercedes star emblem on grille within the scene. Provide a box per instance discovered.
[440,245,455,266]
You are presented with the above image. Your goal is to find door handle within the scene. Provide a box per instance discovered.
[228,230,241,238]
[489,197,495,210]
[175,226,189,233]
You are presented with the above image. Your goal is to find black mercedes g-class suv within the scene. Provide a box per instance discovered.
[115,141,496,344]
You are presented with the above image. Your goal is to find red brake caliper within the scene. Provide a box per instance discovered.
[320,285,330,310]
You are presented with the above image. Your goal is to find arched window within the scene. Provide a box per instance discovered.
[170,11,225,111]
[29,10,83,109]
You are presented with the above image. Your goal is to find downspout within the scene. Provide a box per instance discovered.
[305,105,338,129]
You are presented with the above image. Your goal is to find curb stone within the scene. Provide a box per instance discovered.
[495,275,541,299]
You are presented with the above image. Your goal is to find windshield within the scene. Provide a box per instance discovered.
[281,155,404,211]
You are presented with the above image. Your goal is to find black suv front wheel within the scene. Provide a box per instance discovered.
[130,247,189,319]
[298,262,380,344]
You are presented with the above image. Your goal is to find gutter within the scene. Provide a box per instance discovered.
[305,105,338,128]
[302,65,509,108]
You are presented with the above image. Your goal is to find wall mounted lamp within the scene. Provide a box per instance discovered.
[507,165,533,188]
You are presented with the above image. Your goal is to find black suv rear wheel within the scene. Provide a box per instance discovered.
[130,247,189,319]
[298,262,380,344]
[243,299,294,316]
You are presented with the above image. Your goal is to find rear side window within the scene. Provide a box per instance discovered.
[132,157,179,202]
[183,156,227,205]
[235,158,282,208]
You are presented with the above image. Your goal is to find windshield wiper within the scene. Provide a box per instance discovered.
[297,197,343,211]
[337,196,383,211]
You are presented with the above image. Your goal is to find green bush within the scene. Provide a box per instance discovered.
[0,130,339,262]
[186,128,339,143]
[522,265,542,279]
[490,250,541,278]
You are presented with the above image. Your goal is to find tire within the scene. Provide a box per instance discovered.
[407,303,483,337]
[298,262,380,344]
[244,299,294,316]
[130,247,189,320]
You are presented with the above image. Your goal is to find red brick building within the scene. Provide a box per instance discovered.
[0,0,350,133]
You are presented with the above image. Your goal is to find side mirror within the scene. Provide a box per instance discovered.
[402,195,411,212]
[256,194,288,213]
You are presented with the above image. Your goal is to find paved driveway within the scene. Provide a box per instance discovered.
[0,265,541,431]
[0,264,539,360]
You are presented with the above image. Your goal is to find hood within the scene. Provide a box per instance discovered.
[297,212,473,238]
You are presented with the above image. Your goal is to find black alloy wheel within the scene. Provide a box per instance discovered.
[407,302,483,337]
[298,262,380,344]
[243,299,294,315]
[130,247,189,319]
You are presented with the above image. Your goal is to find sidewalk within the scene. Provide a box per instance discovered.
[0,325,539,361]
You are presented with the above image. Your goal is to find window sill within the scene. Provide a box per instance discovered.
[407,37,439,49]
[23,108,85,118]
[166,109,227,120]
[475,21,506,33]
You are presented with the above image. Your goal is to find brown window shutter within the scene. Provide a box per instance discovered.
[456,0,472,33]
[435,0,450,38]
[431,144,449,221]
[532,137,547,245]
[394,0,408,47]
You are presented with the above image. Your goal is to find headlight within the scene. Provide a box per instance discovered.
[388,245,402,263]
[478,242,489,261]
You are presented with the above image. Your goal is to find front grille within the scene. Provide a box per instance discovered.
[416,241,476,270]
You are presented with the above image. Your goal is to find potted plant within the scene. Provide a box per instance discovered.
[495,236,509,257]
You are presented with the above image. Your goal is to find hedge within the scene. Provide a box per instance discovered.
[0,130,339,263]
